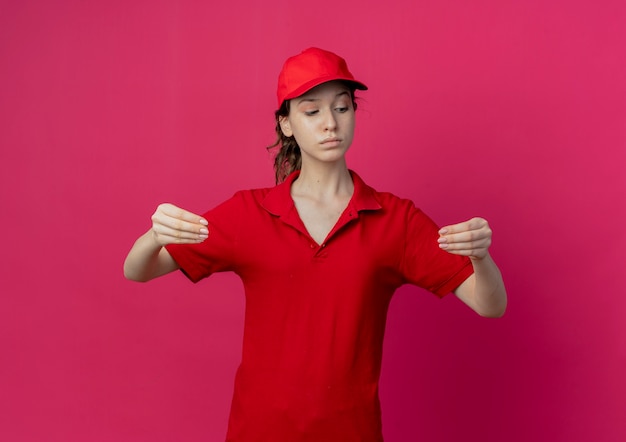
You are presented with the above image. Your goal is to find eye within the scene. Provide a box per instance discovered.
[335,106,349,113]
[304,110,319,116]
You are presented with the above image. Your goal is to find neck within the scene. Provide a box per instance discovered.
[292,161,353,200]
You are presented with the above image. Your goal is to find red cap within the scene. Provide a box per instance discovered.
[276,47,368,107]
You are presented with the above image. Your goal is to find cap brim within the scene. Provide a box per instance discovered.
[282,76,368,103]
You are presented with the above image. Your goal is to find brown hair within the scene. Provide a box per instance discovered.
[266,85,358,184]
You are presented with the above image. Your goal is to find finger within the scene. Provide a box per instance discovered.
[438,229,490,245]
[159,233,208,245]
[438,238,491,252]
[157,203,208,226]
[153,225,208,245]
[438,227,491,259]
[153,205,208,234]
[439,246,489,259]
[153,222,208,239]
[438,217,488,236]
[155,215,209,236]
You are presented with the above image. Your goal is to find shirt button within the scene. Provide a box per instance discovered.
[310,244,315,249]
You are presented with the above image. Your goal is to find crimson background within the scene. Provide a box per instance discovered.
[1,1,625,441]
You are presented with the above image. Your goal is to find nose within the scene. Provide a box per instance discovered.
[324,110,337,131]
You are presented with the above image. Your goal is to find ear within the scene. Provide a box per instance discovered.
[279,115,293,137]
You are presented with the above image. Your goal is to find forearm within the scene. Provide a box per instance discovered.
[439,217,507,317]
[467,253,507,317]
[123,230,179,282]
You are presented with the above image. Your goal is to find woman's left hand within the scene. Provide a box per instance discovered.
[437,217,492,260]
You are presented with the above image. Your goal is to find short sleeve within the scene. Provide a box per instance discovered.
[165,192,245,283]
[400,204,474,297]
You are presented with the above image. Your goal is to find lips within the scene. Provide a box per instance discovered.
[321,137,341,145]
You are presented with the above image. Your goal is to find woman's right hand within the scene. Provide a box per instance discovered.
[150,203,209,246]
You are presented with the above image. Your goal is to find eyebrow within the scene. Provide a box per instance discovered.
[296,91,350,104]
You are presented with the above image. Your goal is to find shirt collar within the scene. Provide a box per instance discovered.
[261,169,382,217]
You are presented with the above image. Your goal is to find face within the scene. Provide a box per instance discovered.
[279,81,355,166]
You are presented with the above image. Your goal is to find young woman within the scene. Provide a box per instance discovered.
[124,47,507,442]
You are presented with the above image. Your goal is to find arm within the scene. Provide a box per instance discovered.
[438,217,507,317]
[123,203,208,282]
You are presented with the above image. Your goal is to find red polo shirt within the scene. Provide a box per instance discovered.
[166,170,473,442]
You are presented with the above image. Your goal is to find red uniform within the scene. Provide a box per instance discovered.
[166,170,473,441]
